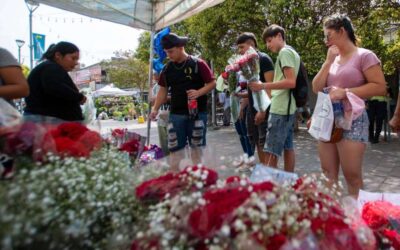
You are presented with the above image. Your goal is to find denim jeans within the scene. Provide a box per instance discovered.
[167,112,207,152]
[234,118,254,156]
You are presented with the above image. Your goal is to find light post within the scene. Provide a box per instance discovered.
[25,0,39,69]
[15,39,25,64]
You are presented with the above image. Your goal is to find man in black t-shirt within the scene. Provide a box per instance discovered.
[236,32,274,165]
[150,33,216,154]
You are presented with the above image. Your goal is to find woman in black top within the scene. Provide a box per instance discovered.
[24,41,86,121]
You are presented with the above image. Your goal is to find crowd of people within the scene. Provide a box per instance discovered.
[1,14,400,197]
[149,14,398,198]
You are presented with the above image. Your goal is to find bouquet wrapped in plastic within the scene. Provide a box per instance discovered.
[224,47,270,112]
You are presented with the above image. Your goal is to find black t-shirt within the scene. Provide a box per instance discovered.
[248,51,274,114]
[25,60,84,121]
[158,56,215,115]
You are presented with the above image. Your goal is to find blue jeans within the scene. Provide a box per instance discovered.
[234,118,254,156]
[167,112,207,152]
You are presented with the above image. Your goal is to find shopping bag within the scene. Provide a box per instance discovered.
[308,92,334,142]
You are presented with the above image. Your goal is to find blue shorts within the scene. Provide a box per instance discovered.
[167,112,207,152]
[343,110,369,143]
[264,113,295,157]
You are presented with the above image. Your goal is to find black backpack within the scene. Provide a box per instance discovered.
[279,58,309,116]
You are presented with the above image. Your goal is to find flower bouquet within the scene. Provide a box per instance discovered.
[362,200,400,249]
[224,47,270,112]
[131,170,375,250]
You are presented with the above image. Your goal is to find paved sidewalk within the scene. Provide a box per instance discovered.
[102,119,400,193]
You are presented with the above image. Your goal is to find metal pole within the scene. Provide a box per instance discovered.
[210,60,216,126]
[18,47,21,64]
[146,30,155,146]
[26,1,39,69]
[29,10,33,69]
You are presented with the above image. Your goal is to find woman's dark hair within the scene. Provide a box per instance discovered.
[324,14,358,45]
[262,24,286,42]
[236,32,258,48]
[41,41,79,61]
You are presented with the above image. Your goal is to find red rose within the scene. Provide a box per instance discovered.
[52,122,89,140]
[79,131,102,151]
[266,233,287,250]
[221,71,229,79]
[362,201,391,230]
[54,137,90,157]
[135,173,184,202]
[119,138,140,155]
[383,229,400,249]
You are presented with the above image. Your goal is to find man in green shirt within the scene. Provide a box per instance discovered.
[249,24,300,172]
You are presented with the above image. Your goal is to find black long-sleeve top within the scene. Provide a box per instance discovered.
[25,60,84,121]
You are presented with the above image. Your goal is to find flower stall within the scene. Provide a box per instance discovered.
[1,101,400,250]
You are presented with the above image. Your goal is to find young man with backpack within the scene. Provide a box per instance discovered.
[150,33,216,156]
[249,25,303,172]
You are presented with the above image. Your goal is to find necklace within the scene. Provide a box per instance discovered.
[172,58,188,70]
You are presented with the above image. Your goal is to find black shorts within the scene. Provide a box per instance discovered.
[246,107,269,148]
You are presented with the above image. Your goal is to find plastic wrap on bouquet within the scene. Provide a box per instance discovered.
[230,94,240,122]
[0,98,22,128]
[225,48,270,112]
[81,94,97,124]
[250,164,298,185]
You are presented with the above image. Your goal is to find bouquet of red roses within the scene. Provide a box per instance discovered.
[362,200,400,249]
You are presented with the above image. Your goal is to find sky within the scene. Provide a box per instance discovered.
[0,0,143,68]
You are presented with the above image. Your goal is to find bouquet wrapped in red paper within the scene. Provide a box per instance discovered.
[224,47,270,112]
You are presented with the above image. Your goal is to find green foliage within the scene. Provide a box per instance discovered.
[100,50,149,92]
[134,31,151,63]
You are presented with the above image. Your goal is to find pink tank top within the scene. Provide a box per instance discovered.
[327,48,380,89]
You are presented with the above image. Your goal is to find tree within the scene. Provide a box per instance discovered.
[101,50,149,94]
[134,32,151,63]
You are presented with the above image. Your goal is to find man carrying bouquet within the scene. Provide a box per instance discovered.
[236,32,274,165]
[249,25,300,172]
[150,33,216,157]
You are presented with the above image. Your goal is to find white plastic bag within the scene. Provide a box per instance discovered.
[81,95,96,124]
[308,92,334,142]
[250,164,298,185]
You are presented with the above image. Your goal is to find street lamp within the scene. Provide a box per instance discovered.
[25,0,39,69]
[15,39,25,64]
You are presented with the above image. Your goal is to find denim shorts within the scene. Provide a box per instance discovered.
[167,112,207,152]
[343,110,369,143]
[264,113,295,157]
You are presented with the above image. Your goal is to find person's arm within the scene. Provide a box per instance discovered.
[0,66,29,99]
[254,70,274,125]
[150,86,168,120]
[312,45,339,93]
[330,65,386,101]
[186,59,216,99]
[41,64,84,103]
[389,92,400,132]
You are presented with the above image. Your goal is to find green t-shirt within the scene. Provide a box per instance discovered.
[270,46,300,115]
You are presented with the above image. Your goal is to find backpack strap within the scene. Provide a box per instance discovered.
[278,59,293,121]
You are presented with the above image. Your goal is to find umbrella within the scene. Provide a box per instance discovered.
[32,0,225,144]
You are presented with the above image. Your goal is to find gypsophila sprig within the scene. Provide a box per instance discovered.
[0,147,144,250]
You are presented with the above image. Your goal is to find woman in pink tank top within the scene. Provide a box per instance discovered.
[312,14,386,198]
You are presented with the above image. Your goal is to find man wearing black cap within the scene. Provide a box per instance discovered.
[150,33,216,154]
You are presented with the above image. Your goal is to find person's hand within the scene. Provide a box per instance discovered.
[248,81,264,92]
[149,109,159,121]
[329,87,346,101]
[80,95,87,105]
[186,89,200,99]
[389,115,400,132]
[254,111,266,125]
[326,45,339,64]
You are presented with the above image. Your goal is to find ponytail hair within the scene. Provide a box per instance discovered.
[324,14,359,45]
[41,41,79,61]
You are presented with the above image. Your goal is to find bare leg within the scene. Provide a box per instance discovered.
[318,141,340,185]
[337,139,366,198]
[283,149,295,172]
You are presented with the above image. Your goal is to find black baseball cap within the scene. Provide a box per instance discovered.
[161,33,188,49]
